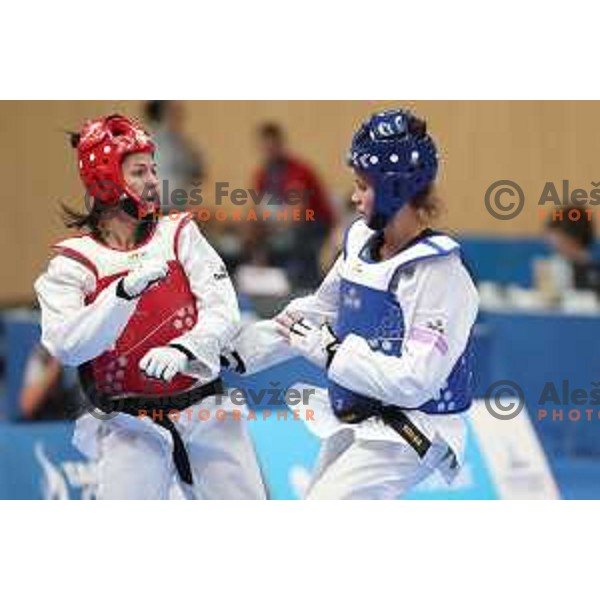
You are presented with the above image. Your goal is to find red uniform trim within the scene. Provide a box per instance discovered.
[52,245,99,280]
[174,213,194,263]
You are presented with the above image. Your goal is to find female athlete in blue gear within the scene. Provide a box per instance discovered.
[224,108,479,499]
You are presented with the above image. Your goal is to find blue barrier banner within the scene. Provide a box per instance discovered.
[0,423,92,499]
[3,402,550,500]
[248,411,499,500]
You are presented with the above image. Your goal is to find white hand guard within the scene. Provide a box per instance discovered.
[139,346,189,382]
[122,259,169,298]
[286,316,340,370]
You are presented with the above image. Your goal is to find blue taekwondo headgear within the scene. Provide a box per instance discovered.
[347,109,439,230]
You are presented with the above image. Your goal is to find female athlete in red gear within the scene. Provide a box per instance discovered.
[35,114,265,499]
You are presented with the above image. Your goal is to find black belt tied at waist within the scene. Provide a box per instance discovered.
[379,405,459,473]
[92,378,224,486]
[379,405,432,458]
[336,399,459,473]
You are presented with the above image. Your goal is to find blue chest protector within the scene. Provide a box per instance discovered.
[328,223,474,419]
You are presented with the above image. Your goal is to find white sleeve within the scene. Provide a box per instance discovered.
[284,254,342,323]
[328,255,479,408]
[34,255,139,367]
[230,256,343,375]
[169,220,241,378]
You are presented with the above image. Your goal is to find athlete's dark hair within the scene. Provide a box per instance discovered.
[409,185,441,222]
[60,130,103,237]
[61,202,103,237]
[61,200,155,244]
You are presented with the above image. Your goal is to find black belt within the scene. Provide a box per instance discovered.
[379,405,432,458]
[380,405,458,471]
[337,398,458,468]
[92,378,224,486]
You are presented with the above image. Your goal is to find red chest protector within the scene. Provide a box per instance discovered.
[54,214,199,398]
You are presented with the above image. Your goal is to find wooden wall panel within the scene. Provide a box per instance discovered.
[1,100,599,302]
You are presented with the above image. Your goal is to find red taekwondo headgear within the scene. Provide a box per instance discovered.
[75,114,156,212]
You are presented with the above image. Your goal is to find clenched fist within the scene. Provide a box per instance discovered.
[139,346,190,382]
[121,259,169,298]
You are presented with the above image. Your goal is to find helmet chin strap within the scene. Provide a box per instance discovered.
[368,173,409,230]
[120,196,159,220]
[120,196,143,219]
[367,211,388,231]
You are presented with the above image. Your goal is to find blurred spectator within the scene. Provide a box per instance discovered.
[544,206,600,295]
[144,101,205,208]
[19,344,82,420]
[204,219,268,276]
[251,122,335,289]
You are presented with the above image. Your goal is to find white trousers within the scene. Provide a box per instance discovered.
[286,385,465,500]
[75,395,266,500]
[306,429,441,500]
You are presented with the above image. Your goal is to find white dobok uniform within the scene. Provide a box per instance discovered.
[34,213,265,500]
[230,219,479,499]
